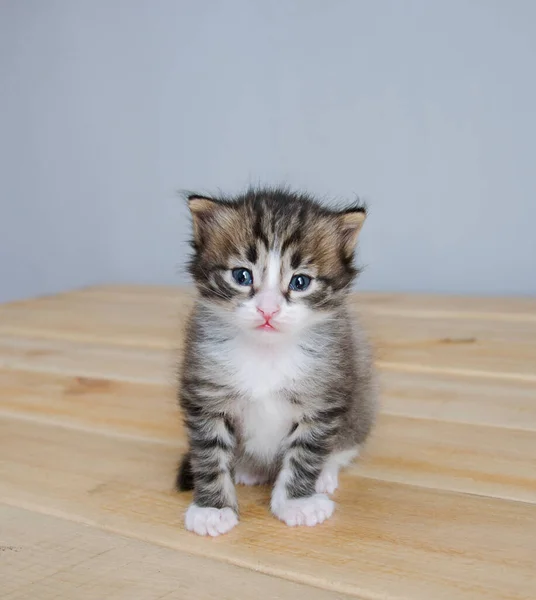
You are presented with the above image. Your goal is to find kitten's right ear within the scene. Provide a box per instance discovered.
[187,194,220,244]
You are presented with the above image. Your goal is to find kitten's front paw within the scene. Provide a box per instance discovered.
[272,494,335,527]
[184,504,238,537]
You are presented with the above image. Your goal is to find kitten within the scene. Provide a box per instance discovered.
[176,187,377,536]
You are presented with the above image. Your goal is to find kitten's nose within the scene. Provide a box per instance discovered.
[257,306,280,320]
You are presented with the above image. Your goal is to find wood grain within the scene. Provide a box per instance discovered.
[0,285,535,600]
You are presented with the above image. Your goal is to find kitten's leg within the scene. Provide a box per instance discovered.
[184,414,238,537]
[271,421,336,527]
[315,448,359,495]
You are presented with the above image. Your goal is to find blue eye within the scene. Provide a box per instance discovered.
[289,274,311,292]
[232,268,253,286]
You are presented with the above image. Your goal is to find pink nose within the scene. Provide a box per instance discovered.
[257,306,280,320]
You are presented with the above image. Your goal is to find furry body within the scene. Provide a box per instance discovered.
[177,187,377,536]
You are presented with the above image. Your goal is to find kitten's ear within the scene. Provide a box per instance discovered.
[187,194,220,244]
[339,206,366,255]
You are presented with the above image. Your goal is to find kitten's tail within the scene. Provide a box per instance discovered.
[175,452,194,491]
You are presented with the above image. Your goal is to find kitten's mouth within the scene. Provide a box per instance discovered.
[257,321,277,331]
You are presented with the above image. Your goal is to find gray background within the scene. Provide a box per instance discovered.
[1,0,535,303]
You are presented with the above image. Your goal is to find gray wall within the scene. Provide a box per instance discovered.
[1,0,535,303]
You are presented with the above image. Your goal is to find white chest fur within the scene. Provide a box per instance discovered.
[225,338,311,462]
[239,391,294,462]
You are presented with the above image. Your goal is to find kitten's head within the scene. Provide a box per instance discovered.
[187,187,366,340]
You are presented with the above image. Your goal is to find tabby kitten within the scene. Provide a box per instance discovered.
[177,187,377,536]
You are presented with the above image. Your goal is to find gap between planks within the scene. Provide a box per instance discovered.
[377,361,536,383]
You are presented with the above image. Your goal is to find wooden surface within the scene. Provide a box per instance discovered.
[0,286,535,600]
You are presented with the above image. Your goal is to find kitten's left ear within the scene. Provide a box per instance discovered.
[339,206,366,255]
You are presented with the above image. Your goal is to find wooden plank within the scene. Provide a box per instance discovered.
[2,287,535,378]
[1,417,534,600]
[360,307,536,379]
[0,292,190,348]
[4,286,536,340]
[378,362,536,384]
[1,505,350,600]
[0,336,172,384]
[365,311,536,345]
[1,326,535,388]
[381,370,536,430]
[2,368,535,503]
[362,414,536,503]
[0,368,179,442]
[374,338,536,379]
[1,330,535,430]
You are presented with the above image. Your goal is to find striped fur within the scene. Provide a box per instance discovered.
[177,187,377,535]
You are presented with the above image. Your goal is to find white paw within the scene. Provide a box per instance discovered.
[234,469,268,486]
[273,494,335,527]
[315,469,339,495]
[184,504,238,537]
